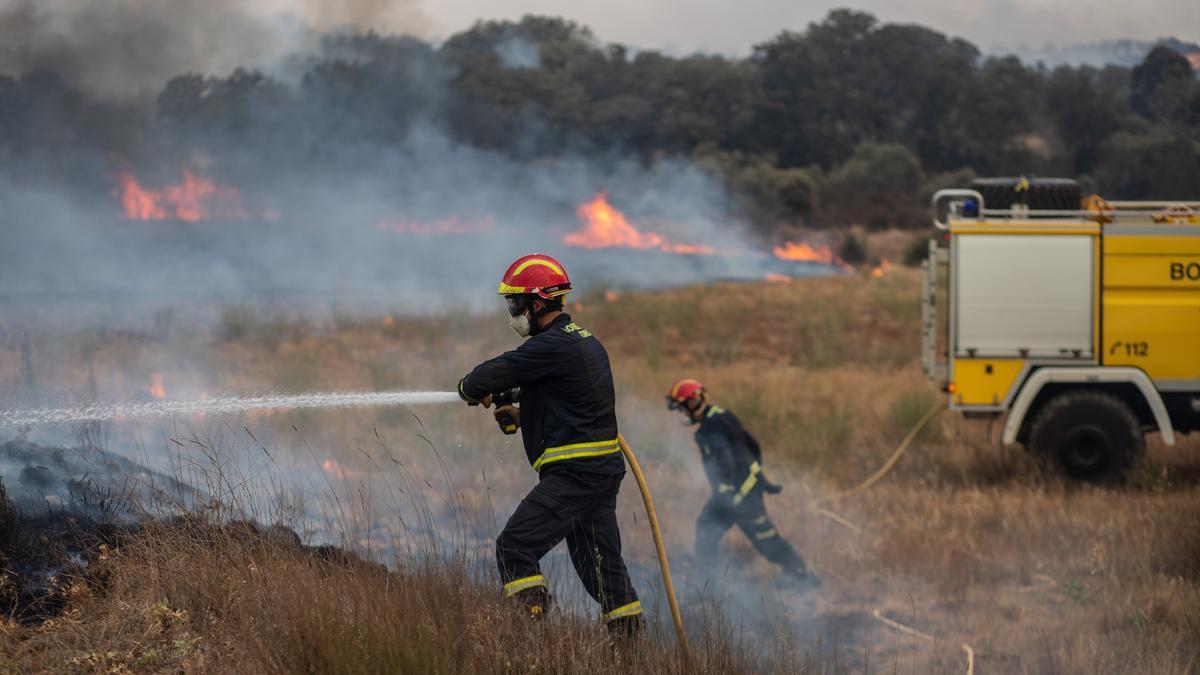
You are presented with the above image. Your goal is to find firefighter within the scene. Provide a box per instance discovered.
[666,378,817,587]
[458,253,643,637]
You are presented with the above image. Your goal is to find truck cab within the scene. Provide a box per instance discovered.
[924,178,1200,480]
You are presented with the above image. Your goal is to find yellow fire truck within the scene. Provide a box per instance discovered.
[924,178,1200,480]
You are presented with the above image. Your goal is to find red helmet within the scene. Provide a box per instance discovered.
[666,378,705,410]
[498,254,572,299]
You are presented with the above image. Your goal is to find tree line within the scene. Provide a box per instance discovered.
[2,9,1198,235]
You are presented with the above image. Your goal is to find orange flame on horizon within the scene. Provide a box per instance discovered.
[148,373,166,400]
[773,240,854,272]
[116,170,248,221]
[564,193,716,255]
[764,273,792,283]
[871,259,893,278]
[773,241,834,263]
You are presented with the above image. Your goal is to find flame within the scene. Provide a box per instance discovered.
[148,373,166,400]
[773,241,835,263]
[871,259,893,278]
[322,458,358,480]
[764,273,792,283]
[376,215,495,236]
[773,240,855,272]
[565,193,715,255]
[116,170,248,221]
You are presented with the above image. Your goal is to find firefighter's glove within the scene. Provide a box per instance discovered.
[494,405,520,435]
[457,377,492,408]
[762,480,783,495]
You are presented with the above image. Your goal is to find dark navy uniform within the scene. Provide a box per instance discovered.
[461,314,641,624]
[693,404,808,575]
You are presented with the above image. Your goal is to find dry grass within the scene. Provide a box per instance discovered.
[0,521,803,674]
[1,267,1198,673]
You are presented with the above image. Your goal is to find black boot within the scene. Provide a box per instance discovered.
[782,564,821,591]
[606,614,645,646]
[511,585,553,619]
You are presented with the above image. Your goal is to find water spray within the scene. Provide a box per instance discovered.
[0,390,461,428]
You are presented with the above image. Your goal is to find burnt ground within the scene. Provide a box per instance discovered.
[0,440,382,624]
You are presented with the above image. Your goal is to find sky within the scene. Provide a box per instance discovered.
[412,0,1197,55]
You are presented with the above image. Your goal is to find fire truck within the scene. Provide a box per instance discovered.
[923,178,1200,481]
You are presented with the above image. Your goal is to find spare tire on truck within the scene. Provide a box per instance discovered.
[972,177,1081,212]
[1027,390,1144,482]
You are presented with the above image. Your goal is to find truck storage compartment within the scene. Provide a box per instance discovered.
[954,233,1094,359]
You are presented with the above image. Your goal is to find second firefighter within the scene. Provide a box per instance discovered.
[666,378,817,586]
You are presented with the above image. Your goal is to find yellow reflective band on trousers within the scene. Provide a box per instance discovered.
[751,514,769,525]
[603,600,643,622]
[531,438,620,470]
[731,462,762,506]
[717,483,735,493]
[755,528,778,540]
[503,574,547,597]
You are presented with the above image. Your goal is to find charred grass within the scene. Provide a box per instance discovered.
[1,268,1198,672]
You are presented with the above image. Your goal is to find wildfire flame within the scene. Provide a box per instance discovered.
[148,373,166,400]
[565,193,716,255]
[116,170,248,221]
[772,241,835,263]
[871,259,893,278]
[773,240,854,273]
[322,458,354,480]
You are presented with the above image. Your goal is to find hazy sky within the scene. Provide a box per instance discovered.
[418,0,1197,54]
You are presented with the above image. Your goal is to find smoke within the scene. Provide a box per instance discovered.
[0,4,836,327]
[0,0,429,99]
[0,439,196,519]
[494,34,542,69]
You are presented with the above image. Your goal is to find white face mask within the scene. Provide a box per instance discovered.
[508,311,532,337]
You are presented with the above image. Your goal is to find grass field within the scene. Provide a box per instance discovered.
[1,268,1197,673]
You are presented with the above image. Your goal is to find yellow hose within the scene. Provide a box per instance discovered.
[832,404,942,500]
[617,434,688,652]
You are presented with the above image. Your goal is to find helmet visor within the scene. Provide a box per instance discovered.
[665,396,684,411]
[504,295,526,317]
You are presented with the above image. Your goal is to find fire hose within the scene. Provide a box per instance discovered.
[617,434,688,652]
[811,403,974,674]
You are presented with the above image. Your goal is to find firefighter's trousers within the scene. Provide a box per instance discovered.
[496,470,641,622]
[695,490,806,572]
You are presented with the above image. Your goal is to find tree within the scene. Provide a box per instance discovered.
[1096,131,1200,199]
[823,142,927,228]
[1131,46,1195,122]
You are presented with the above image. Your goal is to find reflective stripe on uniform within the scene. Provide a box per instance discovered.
[706,405,725,418]
[603,600,643,622]
[532,438,620,470]
[751,515,769,525]
[717,483,735,493]
[754,528,778,540]
[731,461,762,506]
[503,574,547,597]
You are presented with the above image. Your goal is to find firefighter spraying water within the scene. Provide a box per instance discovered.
[666,379,817,587]
[457,254,647,637]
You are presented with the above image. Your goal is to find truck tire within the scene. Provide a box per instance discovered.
[971,177,1081,211]
[1027,390,1144,482]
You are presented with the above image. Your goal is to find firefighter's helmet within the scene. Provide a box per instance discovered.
[666,379,705,411]
[498,254,572,299]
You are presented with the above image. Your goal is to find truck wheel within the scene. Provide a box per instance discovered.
[1027,390,1144,482]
